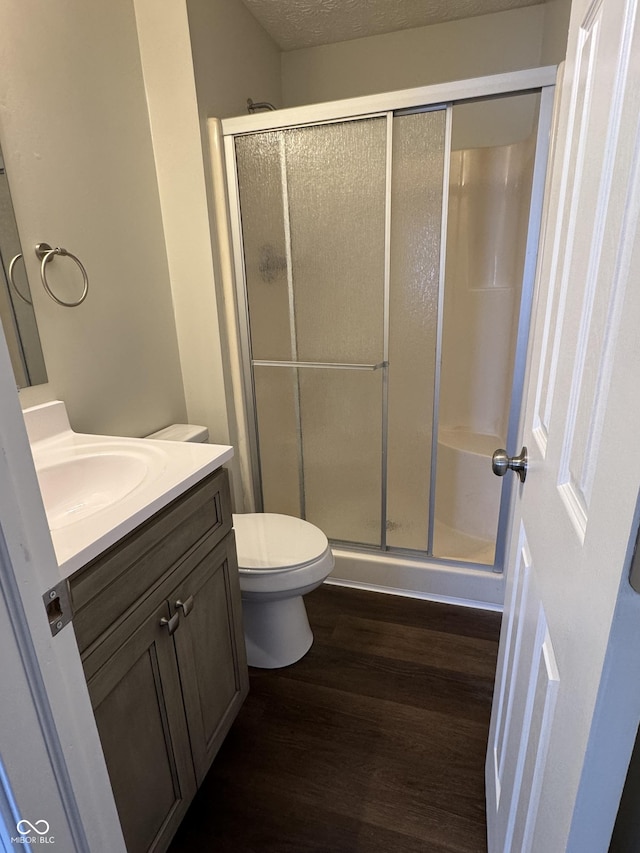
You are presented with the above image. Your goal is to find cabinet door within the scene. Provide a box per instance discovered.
[87,599,197,853]
[170,533,249,784]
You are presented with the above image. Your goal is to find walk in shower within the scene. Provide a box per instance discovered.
[219,69,555,601]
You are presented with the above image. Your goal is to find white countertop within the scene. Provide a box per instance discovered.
[24,401,233,578]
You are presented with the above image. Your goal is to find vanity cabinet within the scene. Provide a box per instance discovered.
[69,468,248,853]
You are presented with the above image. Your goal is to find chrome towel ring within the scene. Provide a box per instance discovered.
[35,242,89,307]
[8,253,33,305]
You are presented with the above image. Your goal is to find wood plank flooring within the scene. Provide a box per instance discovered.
[168,584,502,853]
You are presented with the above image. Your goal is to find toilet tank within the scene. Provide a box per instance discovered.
[146,423,209,443]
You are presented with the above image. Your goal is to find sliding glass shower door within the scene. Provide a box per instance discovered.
[234,110,446,549]
[387,111,446,551]
[228,84,549,567]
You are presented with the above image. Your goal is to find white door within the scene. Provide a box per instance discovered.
[0,344,126,849]
[486,0,640,851]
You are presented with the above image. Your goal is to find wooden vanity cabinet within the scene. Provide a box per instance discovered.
[69,468,248,853]
[82,591,197,853]
[167,535,245,785]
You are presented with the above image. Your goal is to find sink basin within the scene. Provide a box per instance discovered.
[35,444,166,530]
[23,400,234,576]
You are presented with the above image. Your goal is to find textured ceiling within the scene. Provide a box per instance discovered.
[240,0,546,51]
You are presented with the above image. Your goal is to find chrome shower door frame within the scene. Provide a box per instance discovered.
[222,66,557,571]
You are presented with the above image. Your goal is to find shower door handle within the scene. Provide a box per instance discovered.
[492,447,528,483]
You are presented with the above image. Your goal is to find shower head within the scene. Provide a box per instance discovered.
[247,98,276,114]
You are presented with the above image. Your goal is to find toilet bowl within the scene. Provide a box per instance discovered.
[144,423,334,669]
[233,513,334,669]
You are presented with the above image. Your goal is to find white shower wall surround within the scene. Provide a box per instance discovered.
[435,135,536,566]
[215,68,556,607]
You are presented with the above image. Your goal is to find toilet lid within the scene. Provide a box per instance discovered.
[232,513,329,571]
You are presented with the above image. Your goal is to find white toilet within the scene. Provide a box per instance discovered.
[146,424,335,669]
[232,512,334,668]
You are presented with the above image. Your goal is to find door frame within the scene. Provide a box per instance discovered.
[0,333,125,851]
[221,66,557,137]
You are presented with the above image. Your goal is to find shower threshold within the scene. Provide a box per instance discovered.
[328,544,504,610]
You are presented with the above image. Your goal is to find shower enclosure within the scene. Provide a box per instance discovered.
[219,68,555,595]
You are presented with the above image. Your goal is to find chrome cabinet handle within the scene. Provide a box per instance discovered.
[492,446,528,483]
[175,596,194,617]
[160,612,180,635]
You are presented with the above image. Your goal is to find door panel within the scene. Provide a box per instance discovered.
[286,119,387,365]
[386,108,446,551]
[234,131,291,362]
[235,118,387,366]
[511,622,559,853]
[171,535,249,785]
[532,4,603,455]
[492,524,534,801]
[487,523,559,852]
[253,365,302,517]
[486,1,640,850]
[299,367,383,545]
[89,601,196,853]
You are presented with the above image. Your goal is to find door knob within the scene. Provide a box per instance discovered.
[492,446,528,483]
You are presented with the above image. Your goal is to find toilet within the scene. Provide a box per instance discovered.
[146,424,335,669]
[232,512,334,668]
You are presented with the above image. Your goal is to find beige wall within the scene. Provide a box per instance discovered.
[187,0,282,119]
[0,164,29,388]
[134,0,232,454]
[1,0,187,438]
[133,0,280,511]
[281,6,547,107]
[542,0,573,64]
[0,0,570,463]
[1,0,280,446]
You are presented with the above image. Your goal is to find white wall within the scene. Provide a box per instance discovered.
[187,0,282,119]
[0,0,188,438]
[0,166,30,388]
[281,6,547,107]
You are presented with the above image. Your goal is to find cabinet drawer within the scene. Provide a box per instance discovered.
[70,467,231,654]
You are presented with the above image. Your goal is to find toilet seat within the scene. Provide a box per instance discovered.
[232,513,329,573]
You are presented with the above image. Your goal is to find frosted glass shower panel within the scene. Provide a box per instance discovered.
[253,366,302,518]
[299,368,382,545]
[386,109,446,551]
[235,132,292,361]
[284,119,387,364]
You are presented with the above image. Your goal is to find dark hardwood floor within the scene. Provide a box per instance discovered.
[168,584,502,853]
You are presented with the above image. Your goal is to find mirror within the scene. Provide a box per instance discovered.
[0,140,47,387]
